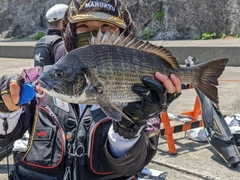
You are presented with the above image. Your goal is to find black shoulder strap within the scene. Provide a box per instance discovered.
[37,95,78,132]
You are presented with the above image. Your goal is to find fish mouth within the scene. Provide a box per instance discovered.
[37,79,53,92]
[37,79,67,95]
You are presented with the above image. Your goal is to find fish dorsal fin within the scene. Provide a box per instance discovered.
[90,28,180,69]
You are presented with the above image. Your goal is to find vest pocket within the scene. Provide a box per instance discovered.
[87,117,115,175]
[21,106,66,172]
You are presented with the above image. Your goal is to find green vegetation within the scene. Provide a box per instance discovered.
[156,11,164,20]
[141,29,154,40]
[12,35,23,39]
[236,34,239,38]
[33,31,46,40]
[221,33,227,39]
[26,31,46,40]
[12,31,46,40]
[195,32,216,40]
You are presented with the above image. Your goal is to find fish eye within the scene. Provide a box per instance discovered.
[54,70,64,78]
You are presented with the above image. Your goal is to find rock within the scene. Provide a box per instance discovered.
[0,0,240,40]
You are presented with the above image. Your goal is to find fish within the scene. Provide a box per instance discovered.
[37,29,229,121]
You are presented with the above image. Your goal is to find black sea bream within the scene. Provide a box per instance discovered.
[38,30,229,120]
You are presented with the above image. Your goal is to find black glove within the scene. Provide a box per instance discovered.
[113,76,181,139]
[0,74,24,112]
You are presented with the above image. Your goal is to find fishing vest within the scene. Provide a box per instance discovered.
[14,95,115,180]
[34,35,62,67]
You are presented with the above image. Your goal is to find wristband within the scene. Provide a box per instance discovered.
[112,120,146,140]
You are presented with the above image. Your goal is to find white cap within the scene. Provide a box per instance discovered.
[46,4,68,22]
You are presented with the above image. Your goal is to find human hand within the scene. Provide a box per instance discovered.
[113,72,181,139]
[0,74,24,112]
[154,72,181,109]
[124,72,181,122]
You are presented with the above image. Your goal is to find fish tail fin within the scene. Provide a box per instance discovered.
[192,58,229,104]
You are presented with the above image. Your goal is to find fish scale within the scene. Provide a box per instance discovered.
[87,45,186,102]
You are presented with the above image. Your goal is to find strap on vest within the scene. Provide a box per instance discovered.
[64,105,92,180]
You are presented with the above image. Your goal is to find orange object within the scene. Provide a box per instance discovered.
[160,95,203,154]
[66,132,71,141]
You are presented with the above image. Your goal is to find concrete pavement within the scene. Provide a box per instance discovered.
[0,38,240,180]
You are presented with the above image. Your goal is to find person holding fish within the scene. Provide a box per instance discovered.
[0,0,228,179]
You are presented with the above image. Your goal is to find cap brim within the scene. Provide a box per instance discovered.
[69,12,126,29]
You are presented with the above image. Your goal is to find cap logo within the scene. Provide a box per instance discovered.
[69,0,126,29]
[80,1,116,12]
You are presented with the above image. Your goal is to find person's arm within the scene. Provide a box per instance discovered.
[0,103,35,146]
[107,125,141,157]
[105,116,161,176]
[0,108,23,135]
[0,73,37,146]
[105,72,181,175]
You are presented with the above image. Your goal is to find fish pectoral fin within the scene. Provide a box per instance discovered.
[96,94,131,121]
